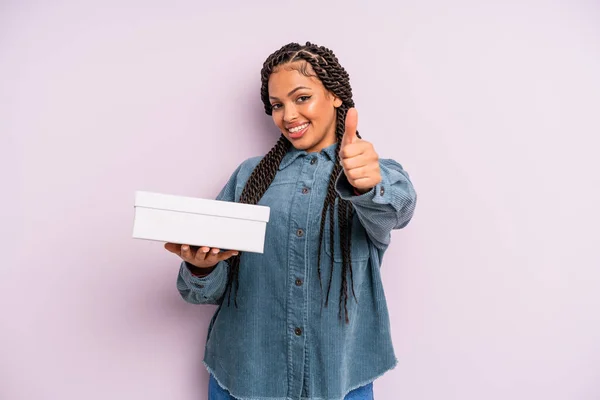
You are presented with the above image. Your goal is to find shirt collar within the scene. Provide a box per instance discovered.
[278,142,338,170]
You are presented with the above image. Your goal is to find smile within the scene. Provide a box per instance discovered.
[288,123,309,133]
[287,123,310,139]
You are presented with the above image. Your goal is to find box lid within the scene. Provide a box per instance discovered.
[134,191,270,222]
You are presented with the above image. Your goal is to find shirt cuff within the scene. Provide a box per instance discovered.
[335,166,392,205]
[179,260,227,288]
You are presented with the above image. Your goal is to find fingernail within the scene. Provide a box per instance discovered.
[233,252,239,256]
[182,245,188,251]
[212,249,219,254]
[202,248,209,253]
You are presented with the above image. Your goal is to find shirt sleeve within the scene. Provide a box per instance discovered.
[175,162,243,305]
[177,260,229,305]
[335,158,417,250]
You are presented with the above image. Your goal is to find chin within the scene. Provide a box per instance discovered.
[293,141,319,152]
[284,135,310,149]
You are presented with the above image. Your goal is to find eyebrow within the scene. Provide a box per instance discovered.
[269,86,312,100]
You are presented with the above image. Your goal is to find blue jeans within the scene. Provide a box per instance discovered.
[208,374,374,400]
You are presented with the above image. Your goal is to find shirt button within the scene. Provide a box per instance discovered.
[380,187,385,196]
[295,278,303,286]
[296,229,304,237]
[310,158,317,165]
[302,187,309,194]
[295,327,303,336]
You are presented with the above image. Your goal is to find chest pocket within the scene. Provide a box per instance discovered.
[322,203,371,263]
[234,181,298,203]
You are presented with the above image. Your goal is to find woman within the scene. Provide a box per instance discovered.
[165,41,417,400]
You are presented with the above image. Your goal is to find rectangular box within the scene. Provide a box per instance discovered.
[132,191,270,253]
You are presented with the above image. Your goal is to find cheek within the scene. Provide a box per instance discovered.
[303,101,318,116]
[303,100,330,122]
[273,114,283,130]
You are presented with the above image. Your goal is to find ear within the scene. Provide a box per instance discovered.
[333,96,342,108]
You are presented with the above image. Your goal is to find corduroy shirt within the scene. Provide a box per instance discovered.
[176,143,417,400]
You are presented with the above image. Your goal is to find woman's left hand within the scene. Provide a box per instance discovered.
[339,108,382,194]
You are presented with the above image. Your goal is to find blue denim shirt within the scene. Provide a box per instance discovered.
[176,143,417,400]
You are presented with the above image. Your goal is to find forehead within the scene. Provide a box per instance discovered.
[268,61,324,95]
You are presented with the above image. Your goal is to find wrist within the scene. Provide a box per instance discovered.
[353,187,371,195]
[186,262,217,277]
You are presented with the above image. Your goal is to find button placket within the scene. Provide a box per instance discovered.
[285,153,316,396]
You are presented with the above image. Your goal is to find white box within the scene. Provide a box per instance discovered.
[132,191,270,253]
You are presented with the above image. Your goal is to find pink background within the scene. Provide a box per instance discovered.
[2,1,599,399]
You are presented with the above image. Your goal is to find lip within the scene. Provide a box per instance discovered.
[288,122,310,139]
[285,121,310,130]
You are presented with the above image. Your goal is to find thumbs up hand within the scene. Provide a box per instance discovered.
[339,108,381,194]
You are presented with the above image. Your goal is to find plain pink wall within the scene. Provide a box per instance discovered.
[2,1,599,399]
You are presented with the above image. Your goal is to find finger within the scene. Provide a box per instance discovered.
[341,108,358,147]
[194,246,211,262]
[351,177,375,190]
[350,164,381,189]
[217,250,240,262]
[339,143,361,160]
[339,140,368,160]
[341,152,369,171]
[164,242,182,254]
[345,165,370,181]
[203,248,223,263]
[180,244,195,261]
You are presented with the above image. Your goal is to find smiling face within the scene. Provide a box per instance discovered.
[267,61,342,153]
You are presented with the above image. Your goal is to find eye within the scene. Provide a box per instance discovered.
[297,96,311,103]
[271,103,282,110]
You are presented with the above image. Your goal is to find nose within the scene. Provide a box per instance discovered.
[283,104,298,123]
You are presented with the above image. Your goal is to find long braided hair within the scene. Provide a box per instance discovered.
[224,42,362,323]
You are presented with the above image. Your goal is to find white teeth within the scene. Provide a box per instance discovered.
[289,123,309,133]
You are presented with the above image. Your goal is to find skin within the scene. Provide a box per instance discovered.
[268,62,341,153]
[339,107,382,194]
[164,243,238,273]
[165,60,382,270]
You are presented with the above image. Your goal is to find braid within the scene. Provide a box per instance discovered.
[239,135,290,204]
[226,42,361,323]
[224,135,290,306]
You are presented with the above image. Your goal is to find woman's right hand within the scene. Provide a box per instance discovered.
[164,243,239,269]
